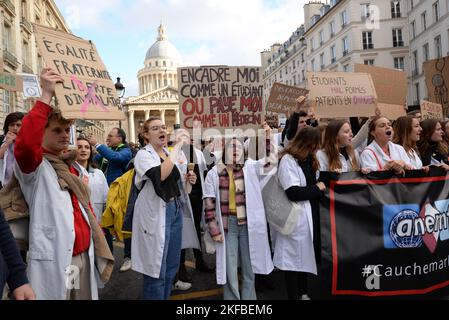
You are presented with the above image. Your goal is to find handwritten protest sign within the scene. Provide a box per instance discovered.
[354,64,407,106]
[178,66,264,134]
[421,100,443,120]
[265,114,279,128]
[267,83,309,115]
[308,72,377,118]
[424,56,449,117]
[33,24,124,120]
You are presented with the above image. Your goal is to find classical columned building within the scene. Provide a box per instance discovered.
[123,24,181,144]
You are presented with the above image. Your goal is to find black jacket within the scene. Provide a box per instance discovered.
[0,210,28,292]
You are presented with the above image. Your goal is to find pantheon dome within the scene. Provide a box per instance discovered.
[145,29,182,62]
[138,24,181,95]
[125,24,182,144]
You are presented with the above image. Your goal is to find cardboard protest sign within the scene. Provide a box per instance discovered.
[17,73,41,98]
[421,100,443,120]
[377,103,406,120]
[178,66,264,134]
[308,72,377,118]
[33,24,124,120]
[423,56,449,117]
[354,64,407,106]
[267,83,309,115]
[0,73,23,92]
[265,114,279,128]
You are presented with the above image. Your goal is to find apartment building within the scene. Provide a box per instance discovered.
[262,0,413,104]
[0,0,107,142]
[407,0,449,105]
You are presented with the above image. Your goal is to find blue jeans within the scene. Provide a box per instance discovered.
[142,199,182,300]
[224,216,257,300]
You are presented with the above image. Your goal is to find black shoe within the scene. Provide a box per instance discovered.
[178,264,192,282]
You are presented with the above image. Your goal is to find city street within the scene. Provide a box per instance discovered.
[99,241,287,300]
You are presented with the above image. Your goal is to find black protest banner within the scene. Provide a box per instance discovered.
[319,169,449,298]
[178,66,264,134]
[33,24,124,120]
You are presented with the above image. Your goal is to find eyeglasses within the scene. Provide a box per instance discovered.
[149,125,167,132]
[107,134,119,138]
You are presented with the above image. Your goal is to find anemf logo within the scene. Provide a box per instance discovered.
[383,200,449,253]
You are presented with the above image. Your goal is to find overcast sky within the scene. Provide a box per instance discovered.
[54,0,308,96]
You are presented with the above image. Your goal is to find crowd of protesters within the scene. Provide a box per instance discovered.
[2,67,449,301]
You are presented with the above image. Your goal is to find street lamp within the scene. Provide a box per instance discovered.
[114,77,126,129]
[115,77,125,98]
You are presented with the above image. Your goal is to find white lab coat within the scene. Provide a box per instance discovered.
[203,159,274,285]
[273,154,317,275]
[87,167,109,223]
[316,149,360,172]
[406,149,423,169]
[131,144,200,278]
[430,155,445,165]
[14,159,100,300]
[0,142,13,186]
[360,141,412,171]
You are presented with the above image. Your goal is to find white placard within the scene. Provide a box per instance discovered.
[17,73,41,98]
[69,125,77,150]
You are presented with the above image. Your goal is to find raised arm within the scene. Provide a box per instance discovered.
[14,69,63,173]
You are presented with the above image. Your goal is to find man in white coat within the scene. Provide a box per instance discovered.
[13,68,114,300]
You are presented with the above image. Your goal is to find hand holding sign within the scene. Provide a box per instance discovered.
[40,68,64,106]
[374,106,382,117]
[295,95,308,112]
[262,121,272,139]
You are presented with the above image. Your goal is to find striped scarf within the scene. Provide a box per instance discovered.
[204,164,247,237]
[217,164,246,231]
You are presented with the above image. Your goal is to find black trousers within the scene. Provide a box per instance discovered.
[285,271,308,300]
